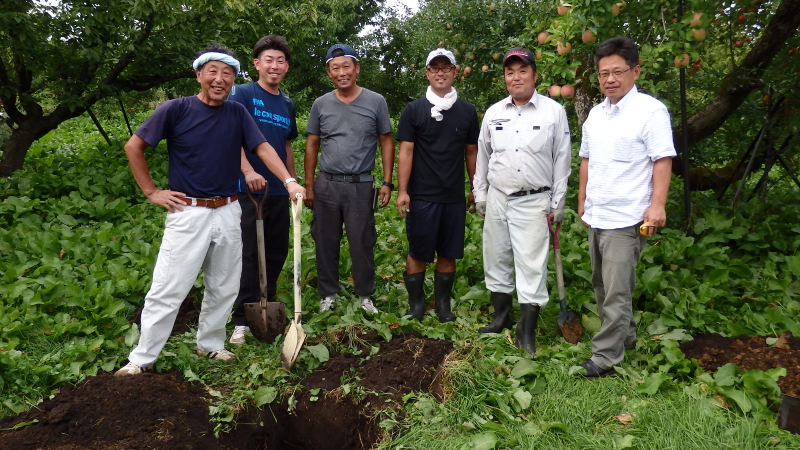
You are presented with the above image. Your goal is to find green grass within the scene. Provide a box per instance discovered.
[1,111,800,447]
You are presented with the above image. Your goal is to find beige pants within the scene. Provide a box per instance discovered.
[588,225,646,369]
[482,186,550,306]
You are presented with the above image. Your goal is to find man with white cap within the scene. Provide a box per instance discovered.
[395,48,479,322]
[304,43,394,314]
[473,47,571,354]
[116,43,305,376]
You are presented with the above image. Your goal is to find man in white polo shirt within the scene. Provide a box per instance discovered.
[576,36,676,378]
[473,47,571,355]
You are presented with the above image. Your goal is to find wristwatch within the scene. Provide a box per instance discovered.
[283,177,297,188]
[382,181,395,190]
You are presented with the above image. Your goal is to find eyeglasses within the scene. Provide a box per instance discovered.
[598,68,633,79]
[426,66,455,73]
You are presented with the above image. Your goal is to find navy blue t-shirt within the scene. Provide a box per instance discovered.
[227,83,298,196]
[135,96,266,198]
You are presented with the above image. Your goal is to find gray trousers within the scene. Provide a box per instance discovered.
[310,174,377,298]
[588,225,646,369]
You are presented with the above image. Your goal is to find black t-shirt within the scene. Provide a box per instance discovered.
[396,96,480,203]
[135,96,266,198]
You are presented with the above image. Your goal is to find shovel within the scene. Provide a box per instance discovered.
[547,215,583,344]
[244,187,287,343]
[281,193,306,370]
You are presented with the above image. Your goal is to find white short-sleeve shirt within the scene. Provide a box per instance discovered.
[579,86,676,229]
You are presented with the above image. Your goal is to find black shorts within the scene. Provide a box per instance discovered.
[406,199,466,263]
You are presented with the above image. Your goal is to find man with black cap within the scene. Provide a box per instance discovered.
[395,48,479,322]
[304,43,394,314]
[473,47,571,354]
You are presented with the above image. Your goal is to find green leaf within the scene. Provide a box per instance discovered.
[468,432,497,450]
[741,370,781,401]
[719,386,751,413]
[510,359,539,378]
[307,344,330,363]
[512,388,532,410]
[713,363,739,387]
[614,434,636,448]
[255,385,277,407]
[123,324,139,347]
[637,373,669,395]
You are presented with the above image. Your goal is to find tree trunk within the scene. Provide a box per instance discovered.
[0,107,83,177]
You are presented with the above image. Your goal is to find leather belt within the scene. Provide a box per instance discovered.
[179,194,238,208]
[322,172,374,183]
[509,187,550,197]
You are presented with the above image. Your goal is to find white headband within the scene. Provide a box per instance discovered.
[192,52,240,75]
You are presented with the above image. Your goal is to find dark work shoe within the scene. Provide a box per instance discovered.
[479,292,513,333]
[576,360,615,379]
[515,304,540,355]
[403,272,426,321]
[433,272,456,322]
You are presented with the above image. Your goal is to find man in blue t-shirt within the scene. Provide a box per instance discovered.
[227,36,298,345]
[115,44,305,377]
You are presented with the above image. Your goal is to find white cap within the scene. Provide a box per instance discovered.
[425,48,456,66]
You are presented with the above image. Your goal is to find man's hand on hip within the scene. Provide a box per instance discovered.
[148,189,187,213]
[476,201,486,218]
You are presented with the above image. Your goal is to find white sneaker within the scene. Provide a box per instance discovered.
[197,348,236,362]
[320,296,336,312]
[360,297,379,314]
[115,362,143,377]
[229,326,249,345]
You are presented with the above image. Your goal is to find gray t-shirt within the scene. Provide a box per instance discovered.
[306,88,392,175]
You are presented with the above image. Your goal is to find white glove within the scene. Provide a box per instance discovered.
[550,203,565,223]
[476,201,486,218]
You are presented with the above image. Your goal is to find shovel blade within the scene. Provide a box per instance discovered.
[557,310,583,344]
[244,302,286,343]
[281,321,306,370]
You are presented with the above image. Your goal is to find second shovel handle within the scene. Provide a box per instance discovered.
[292,193,303,322]
[547,215,566,302]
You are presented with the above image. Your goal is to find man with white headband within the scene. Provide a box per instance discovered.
[395,48,479,322]
[116,43,305,376]
[304,43,394,314]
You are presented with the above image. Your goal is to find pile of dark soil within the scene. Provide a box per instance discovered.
[0,371,250,450]
[0,326,453,450]
[680,331,800,396]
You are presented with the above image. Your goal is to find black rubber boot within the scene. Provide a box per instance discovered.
[478,292,513,333]
[433,272,456,322]
[516,304,540,355]
[403,272,426,321]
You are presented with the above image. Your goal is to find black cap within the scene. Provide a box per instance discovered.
[503,47,536,70]
[325,43,358,64]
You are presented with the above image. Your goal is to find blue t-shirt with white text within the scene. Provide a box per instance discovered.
[228,83,298,196]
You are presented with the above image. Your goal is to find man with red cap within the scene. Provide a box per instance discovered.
[473,47,571,354]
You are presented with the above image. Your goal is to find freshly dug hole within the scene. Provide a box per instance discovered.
[258,331,453,449]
